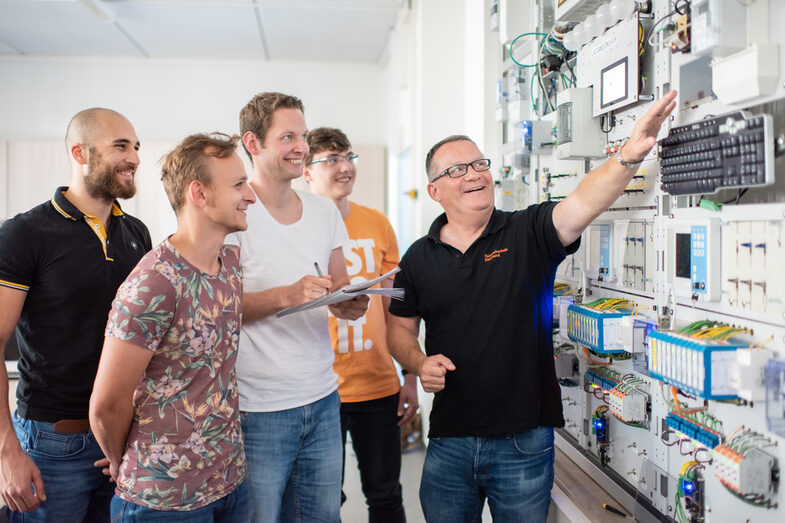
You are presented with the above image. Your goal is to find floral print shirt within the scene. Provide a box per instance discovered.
[105,239,246,511]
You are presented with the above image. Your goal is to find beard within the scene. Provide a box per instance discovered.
[84,148,137,201]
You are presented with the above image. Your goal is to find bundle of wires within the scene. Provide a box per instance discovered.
[675,320,751,342]
[674,460,702,523]
[665,383,723,434]
[508,29,572,115]
[553,282,573,296]
[584,297,636,311]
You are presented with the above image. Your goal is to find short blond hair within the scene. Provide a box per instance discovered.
[161,133,240,212]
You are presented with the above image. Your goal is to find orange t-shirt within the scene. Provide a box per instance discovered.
[331,202,401,403]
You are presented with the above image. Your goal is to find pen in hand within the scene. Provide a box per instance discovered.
[314,262,328,296]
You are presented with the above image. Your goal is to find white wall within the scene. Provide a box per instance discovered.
[0,56,386,142]
[0,56,388,241]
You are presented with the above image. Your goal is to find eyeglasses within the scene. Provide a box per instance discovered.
[430,158,491,182]
[308,153,359,167]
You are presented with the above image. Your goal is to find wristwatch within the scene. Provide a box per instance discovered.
[616,145,642,169]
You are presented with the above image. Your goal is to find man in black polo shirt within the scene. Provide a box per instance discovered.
[387,90,677,522]
[0,108,151,521]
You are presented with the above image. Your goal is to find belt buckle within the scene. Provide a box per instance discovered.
[53,419,90,434]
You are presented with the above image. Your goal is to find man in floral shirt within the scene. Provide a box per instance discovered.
[89,133,256,521]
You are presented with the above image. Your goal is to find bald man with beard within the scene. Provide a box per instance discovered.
[0,108,152,522]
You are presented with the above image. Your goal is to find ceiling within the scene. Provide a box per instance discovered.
[0,0,406,63]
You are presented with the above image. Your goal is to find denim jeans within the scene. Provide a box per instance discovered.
[241,390,342,523]
[419,426,554,523]
[109,480,250,522]
[6,412,114,522]
[341,393,405,523]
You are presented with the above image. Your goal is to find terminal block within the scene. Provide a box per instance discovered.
[648,330,747,399]
[665,412,721,448]
[585,369,619,391]
[608,388,647,423]
[567,304,630,354]
[712,444,777,498]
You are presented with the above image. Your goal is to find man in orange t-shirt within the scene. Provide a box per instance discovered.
[305,127,418,522]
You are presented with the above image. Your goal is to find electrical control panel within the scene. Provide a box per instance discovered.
[496,1,785,520]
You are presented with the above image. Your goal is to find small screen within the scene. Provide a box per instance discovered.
[675,233,691,279]
[601,58,628,108]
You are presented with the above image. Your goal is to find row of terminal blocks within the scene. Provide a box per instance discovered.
[665,412,722,448]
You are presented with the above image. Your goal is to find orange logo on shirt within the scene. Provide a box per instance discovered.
[484,248,509,262]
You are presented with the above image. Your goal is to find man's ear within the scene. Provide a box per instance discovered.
[242,131,261,157]
[71,144,88,165]
[186,180,208,209]
[303,167,313,183]
[426,182,440,202]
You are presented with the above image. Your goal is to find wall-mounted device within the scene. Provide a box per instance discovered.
[577,15,641,116]
[556,87,606,159]
[586,222,615,282]
[666,219,721,302]
[516,119,555,156]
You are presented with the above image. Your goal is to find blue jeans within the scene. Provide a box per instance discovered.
[419,427,554,523]
[7,412,114,522]
[109,480,250,522]
[241,390,342,523]
[341,393,405,523]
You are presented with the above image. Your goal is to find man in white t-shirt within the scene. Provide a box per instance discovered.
[225,92,368,523]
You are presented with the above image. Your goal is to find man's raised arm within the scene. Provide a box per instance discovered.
[553,90,677,246]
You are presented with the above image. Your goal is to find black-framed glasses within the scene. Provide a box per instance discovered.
[308,153,359,167]
[431,158,491,182]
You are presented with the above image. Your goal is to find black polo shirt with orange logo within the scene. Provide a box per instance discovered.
[390,203,579,438]
[0,187,151,422]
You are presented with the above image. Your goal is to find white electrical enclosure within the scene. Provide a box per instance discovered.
[585,222,615,282]
[576,15,640,116]
[556,87,606,159]
[666,219,721,302]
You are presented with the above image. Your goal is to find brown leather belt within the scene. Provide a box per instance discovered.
[53,419,90,433]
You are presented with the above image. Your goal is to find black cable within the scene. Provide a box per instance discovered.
[674,0,691,15]
[600,113,616,134]
[720,188,748,205]
[562,53,577,86]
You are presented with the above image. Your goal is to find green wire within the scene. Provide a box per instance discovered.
[508,32,547,68]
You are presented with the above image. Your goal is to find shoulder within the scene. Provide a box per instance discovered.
[221,245,241,268]
[350,202,390,224]
[0,202,54,244]
[400,235,429,261]
[509,202,556,225]
[118,212,151,237]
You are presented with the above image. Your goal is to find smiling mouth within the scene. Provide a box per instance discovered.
[465,186,485,193]
[285,158,303,165]
[336,176,353,183]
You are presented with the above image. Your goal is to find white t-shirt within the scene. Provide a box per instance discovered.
[225,189,349,412]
